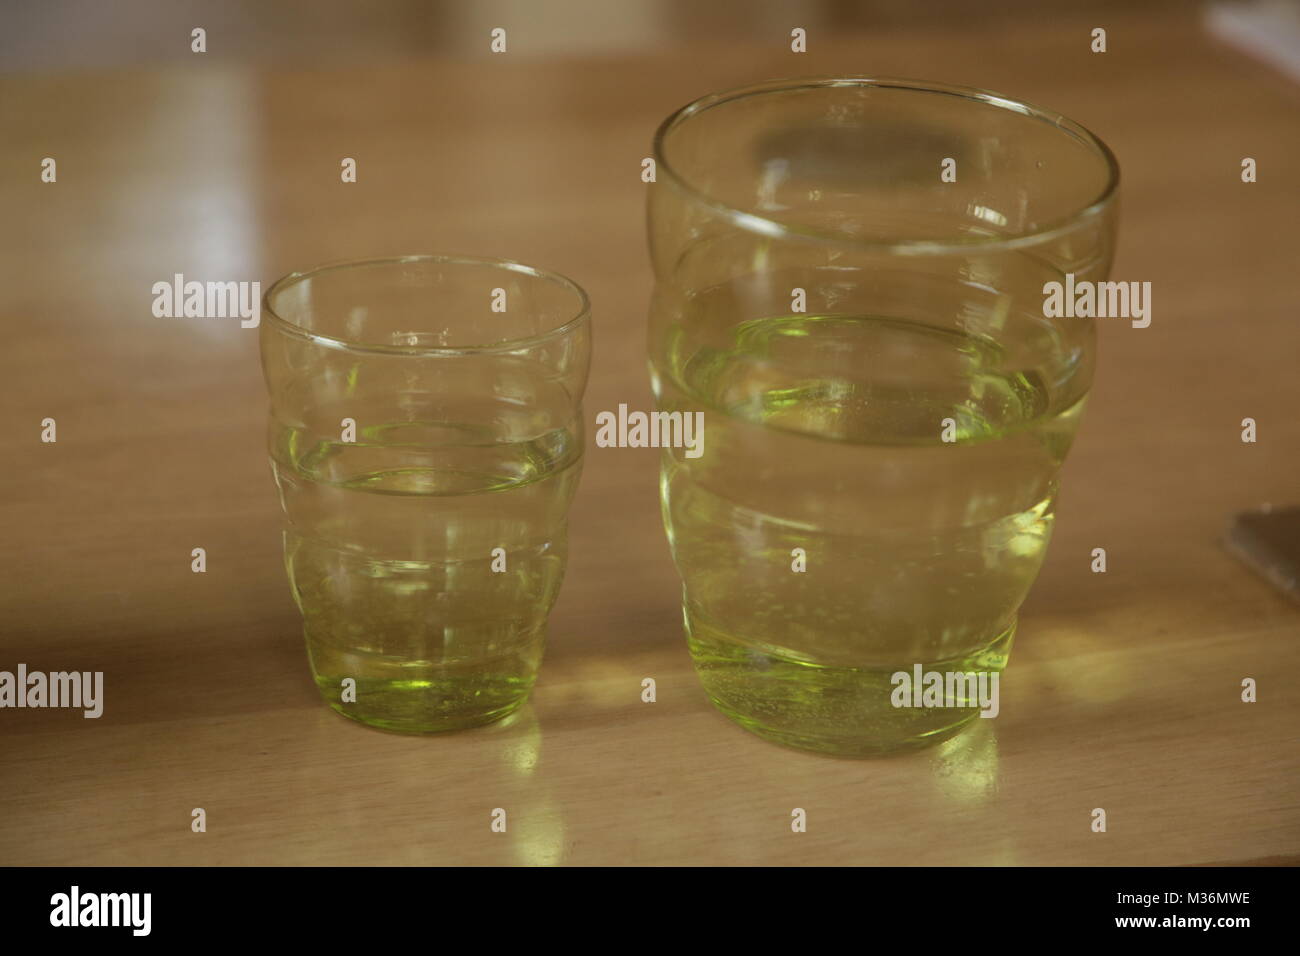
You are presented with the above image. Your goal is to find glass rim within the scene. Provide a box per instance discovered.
[651,75,1121,257]
[262,254,592,355]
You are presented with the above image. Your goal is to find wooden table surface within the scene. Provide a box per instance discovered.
[2,7,1298,866]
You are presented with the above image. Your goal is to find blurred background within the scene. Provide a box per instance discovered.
[3,1,1201,68]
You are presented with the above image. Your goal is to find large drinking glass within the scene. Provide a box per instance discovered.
[261,256,590,733]
[647,78,1119,755]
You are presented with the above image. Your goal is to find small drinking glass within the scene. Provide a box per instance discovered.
[647,78,1119,755]
[261,256,590,733]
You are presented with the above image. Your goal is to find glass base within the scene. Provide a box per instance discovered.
[306,629,542,734]
[316,678,532,734]
[687,612,1015,757]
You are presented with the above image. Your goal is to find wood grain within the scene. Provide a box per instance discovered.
[1,7,1297,865]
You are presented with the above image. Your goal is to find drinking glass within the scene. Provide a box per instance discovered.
[261,256,590,733]
[647,78,1119,755]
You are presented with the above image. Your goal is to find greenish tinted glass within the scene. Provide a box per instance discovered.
[261,256,590,733]
[648,78,1119,755]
